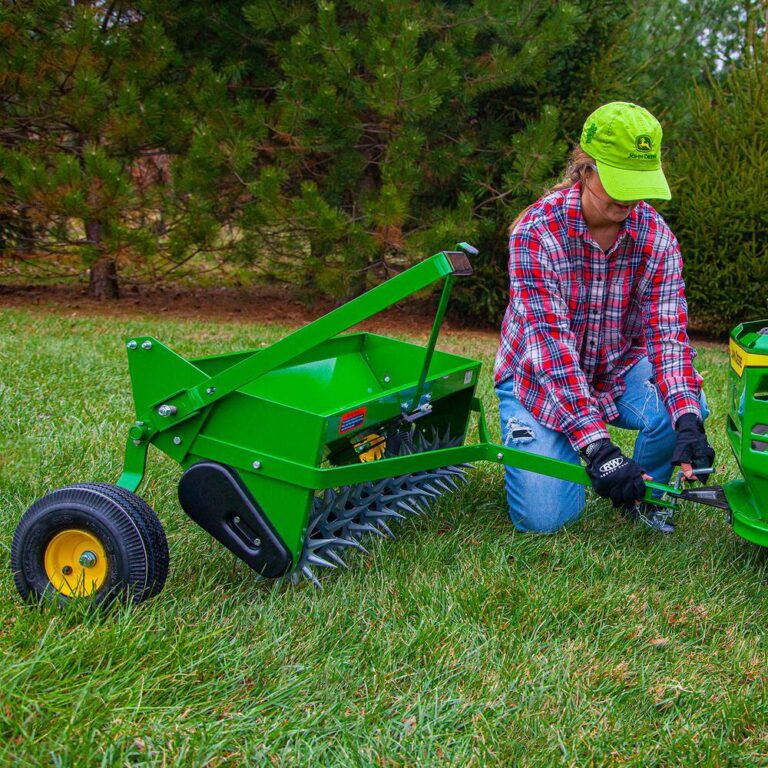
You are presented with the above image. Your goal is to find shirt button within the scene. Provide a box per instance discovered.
[590,340,596,346]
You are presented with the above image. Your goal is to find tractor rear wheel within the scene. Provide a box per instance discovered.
[11,483,169,606]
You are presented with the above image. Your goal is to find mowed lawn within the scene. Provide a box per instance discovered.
[1,306,767,767]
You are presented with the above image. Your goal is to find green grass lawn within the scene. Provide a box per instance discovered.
[1,307,766,767]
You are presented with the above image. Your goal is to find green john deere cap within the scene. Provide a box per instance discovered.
[580,102,671,201]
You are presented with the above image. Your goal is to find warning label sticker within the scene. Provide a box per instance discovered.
[339,407,367,434]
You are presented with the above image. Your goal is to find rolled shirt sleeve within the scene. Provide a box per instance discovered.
[641,237,702,424]
[509,226,610,450]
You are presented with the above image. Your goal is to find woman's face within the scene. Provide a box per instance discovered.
[583,168,641,224]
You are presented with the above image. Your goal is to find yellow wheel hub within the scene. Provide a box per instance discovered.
[44,529,108,597]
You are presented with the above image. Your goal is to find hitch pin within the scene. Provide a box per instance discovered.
[673,466,715,491]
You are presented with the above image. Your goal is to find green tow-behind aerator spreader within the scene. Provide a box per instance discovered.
[10,244,768,604]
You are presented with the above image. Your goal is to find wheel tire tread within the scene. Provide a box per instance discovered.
[10,483,169,605]
[70,483,169,599]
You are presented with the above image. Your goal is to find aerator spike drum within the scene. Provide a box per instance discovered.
[10,243,768,605]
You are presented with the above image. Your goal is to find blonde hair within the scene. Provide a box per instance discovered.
[508,145,595,234]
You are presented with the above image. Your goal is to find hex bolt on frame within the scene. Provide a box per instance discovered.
[9,244,768,603]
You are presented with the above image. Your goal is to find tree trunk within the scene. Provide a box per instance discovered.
[86,219,119,299]
[88,255,119,299]
[16,205,34,254]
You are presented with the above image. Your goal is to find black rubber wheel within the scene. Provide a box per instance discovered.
[11,483,169,606]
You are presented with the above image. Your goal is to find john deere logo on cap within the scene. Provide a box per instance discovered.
[635,135,653,153]
[585,123,597,143]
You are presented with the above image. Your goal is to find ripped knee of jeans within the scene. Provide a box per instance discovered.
[503,417,535,446]
[643,378,661,414]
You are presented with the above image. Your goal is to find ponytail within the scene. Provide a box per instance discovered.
[508,146,595,235]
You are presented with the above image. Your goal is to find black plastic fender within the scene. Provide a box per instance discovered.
[178,462,292,578]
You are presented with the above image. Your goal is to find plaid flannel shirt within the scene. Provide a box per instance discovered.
[494,182,702,451]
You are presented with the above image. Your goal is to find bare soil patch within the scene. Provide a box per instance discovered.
[0,282,726,349]
[0,282,501,339]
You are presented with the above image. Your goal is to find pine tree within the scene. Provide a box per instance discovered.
[663,43,768,333]
[0,1,216,297]
[234,0,590,302]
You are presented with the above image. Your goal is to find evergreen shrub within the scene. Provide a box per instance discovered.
[663,55,768,336]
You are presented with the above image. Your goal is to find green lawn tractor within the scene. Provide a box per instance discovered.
[10,244,768,605]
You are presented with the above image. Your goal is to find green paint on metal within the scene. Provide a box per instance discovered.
[414,275,455,405]
[120,250,485,565]
[117,436,148,492]
[140,252,457,433]
[725,319,768,546]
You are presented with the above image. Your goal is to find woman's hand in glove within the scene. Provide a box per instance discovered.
[580,438,651,509]
[672,413,715,482]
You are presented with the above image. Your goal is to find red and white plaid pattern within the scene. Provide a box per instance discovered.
[494,182,702,450]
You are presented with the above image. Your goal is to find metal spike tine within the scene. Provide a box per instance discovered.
[379,506,406,520]
[330,536,366,552]
[307,537,339,550]
[349,522,386,538]
[322,517,348,534]
[323,549,349,569]
[341,536,368,553]
[307,553,337,569]
[302,566,323,589]
[370,478,391,495]
[359,509,388,522]
[336,486,355,506]
[349,487,373,505]
[434,478,454,493]
[405,494,423,510]
[396,500,418,515]
[407,490,429,505]
[437,473,459,489]
[375,520,396,538]
[383,488,417,502]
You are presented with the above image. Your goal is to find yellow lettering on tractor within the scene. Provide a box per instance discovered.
[729,338,765,377]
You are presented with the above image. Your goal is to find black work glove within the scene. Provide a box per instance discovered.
[580,438,647,509]
[671,413,715,478]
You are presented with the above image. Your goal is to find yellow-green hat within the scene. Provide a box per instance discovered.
[580,102,671,201]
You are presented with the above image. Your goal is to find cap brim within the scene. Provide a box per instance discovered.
[596,160,671,201]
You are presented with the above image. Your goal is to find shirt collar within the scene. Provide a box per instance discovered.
[565,181,640,242]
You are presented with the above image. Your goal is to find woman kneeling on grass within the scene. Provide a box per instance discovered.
[494,101,715,534]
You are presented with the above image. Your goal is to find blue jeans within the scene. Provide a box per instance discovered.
[495,357,710,533]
